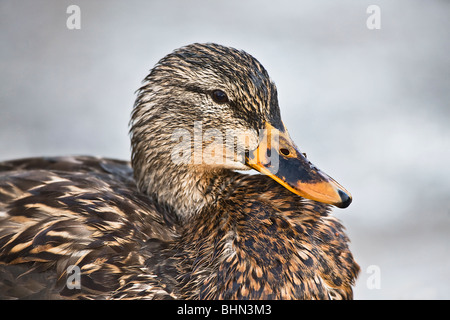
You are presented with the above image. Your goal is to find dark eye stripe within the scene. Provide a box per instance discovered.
[211,90,229,104]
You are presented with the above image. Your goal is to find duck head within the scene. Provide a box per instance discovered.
[131,43,351,214]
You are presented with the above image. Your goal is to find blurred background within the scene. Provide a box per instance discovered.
[0,0,449,299]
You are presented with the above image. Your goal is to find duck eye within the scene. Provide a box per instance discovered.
[280,148,290,156]
[211,90,229,104]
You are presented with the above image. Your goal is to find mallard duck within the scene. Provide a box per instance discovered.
[0,43,359,300]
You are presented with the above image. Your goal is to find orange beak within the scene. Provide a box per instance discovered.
[245,122,352,208]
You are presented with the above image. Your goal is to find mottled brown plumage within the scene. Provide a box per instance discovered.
[0,43,359,299]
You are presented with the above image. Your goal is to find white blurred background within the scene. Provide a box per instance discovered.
[1,0,449,299]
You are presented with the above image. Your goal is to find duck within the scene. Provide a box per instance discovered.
[0,43,359,300]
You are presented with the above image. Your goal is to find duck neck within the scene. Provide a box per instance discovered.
[133,155,235,222]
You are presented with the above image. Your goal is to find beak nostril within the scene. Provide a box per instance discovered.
[280,148,290,156]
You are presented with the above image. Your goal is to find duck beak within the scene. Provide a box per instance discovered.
[245,122,352,208]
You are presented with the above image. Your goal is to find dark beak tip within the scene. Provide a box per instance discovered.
[336,190,352,209]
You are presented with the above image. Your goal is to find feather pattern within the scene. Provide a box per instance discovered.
[0,43,359,299]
